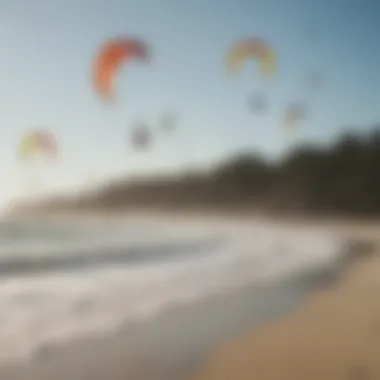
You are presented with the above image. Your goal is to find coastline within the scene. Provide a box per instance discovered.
[0,277,324,380]
[0,212,377,380]
[191,222,380,380]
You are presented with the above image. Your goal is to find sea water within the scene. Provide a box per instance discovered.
[0,215,346,366]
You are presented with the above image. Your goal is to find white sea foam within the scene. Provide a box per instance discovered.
[0,216,347,365]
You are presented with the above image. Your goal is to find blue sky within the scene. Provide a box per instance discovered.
[0,0,379,205]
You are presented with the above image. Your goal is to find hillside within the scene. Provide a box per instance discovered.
[32,127,380,217]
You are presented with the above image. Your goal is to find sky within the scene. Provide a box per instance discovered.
[0,0,379,206]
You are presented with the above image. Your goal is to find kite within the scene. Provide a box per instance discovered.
[18,131,58,162]
[130,124,151,149]
[248,93,268,113]
[159,112,177,132]
[284,103,307,130]
[93,37,150,101]
[227,38,276,79]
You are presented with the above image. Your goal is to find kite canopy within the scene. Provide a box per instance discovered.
[130,124,151,150]
[248,93,267,113]
[308,71,324,90]
[227,38,276,78]
[93,37,150,101]
[284,103,307,130]
[159,112,178,132]
[18,131,58,162]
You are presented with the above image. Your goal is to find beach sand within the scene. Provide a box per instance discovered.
[192,222,380,380]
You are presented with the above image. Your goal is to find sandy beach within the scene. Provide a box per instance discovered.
[192,221,380,380]
[0,213,378,380]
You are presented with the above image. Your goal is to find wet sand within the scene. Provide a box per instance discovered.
[192,222,380,380]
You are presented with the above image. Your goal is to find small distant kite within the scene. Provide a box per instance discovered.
[18,130,59,163]
[159,112,178,133]
[130,124,151,150]
[284,103,307,131]
[248,93,268,113]
[93,37,150,102]
[307,70,324,90]
[226,38,276,79]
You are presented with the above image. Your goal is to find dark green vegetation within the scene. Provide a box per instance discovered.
[41,128,380,217]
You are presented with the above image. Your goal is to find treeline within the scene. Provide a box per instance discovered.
[44,127,380,217]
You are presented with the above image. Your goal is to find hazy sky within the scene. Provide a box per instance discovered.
[0,0,379,205]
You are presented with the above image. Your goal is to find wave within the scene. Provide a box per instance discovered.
[0,236,225,277]
[0,217,348,366]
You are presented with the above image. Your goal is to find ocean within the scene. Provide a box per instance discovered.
[0,214,348,376]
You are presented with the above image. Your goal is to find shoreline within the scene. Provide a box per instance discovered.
[191,222,380,380]
[0,251,357,380]
[0,212,378,379]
